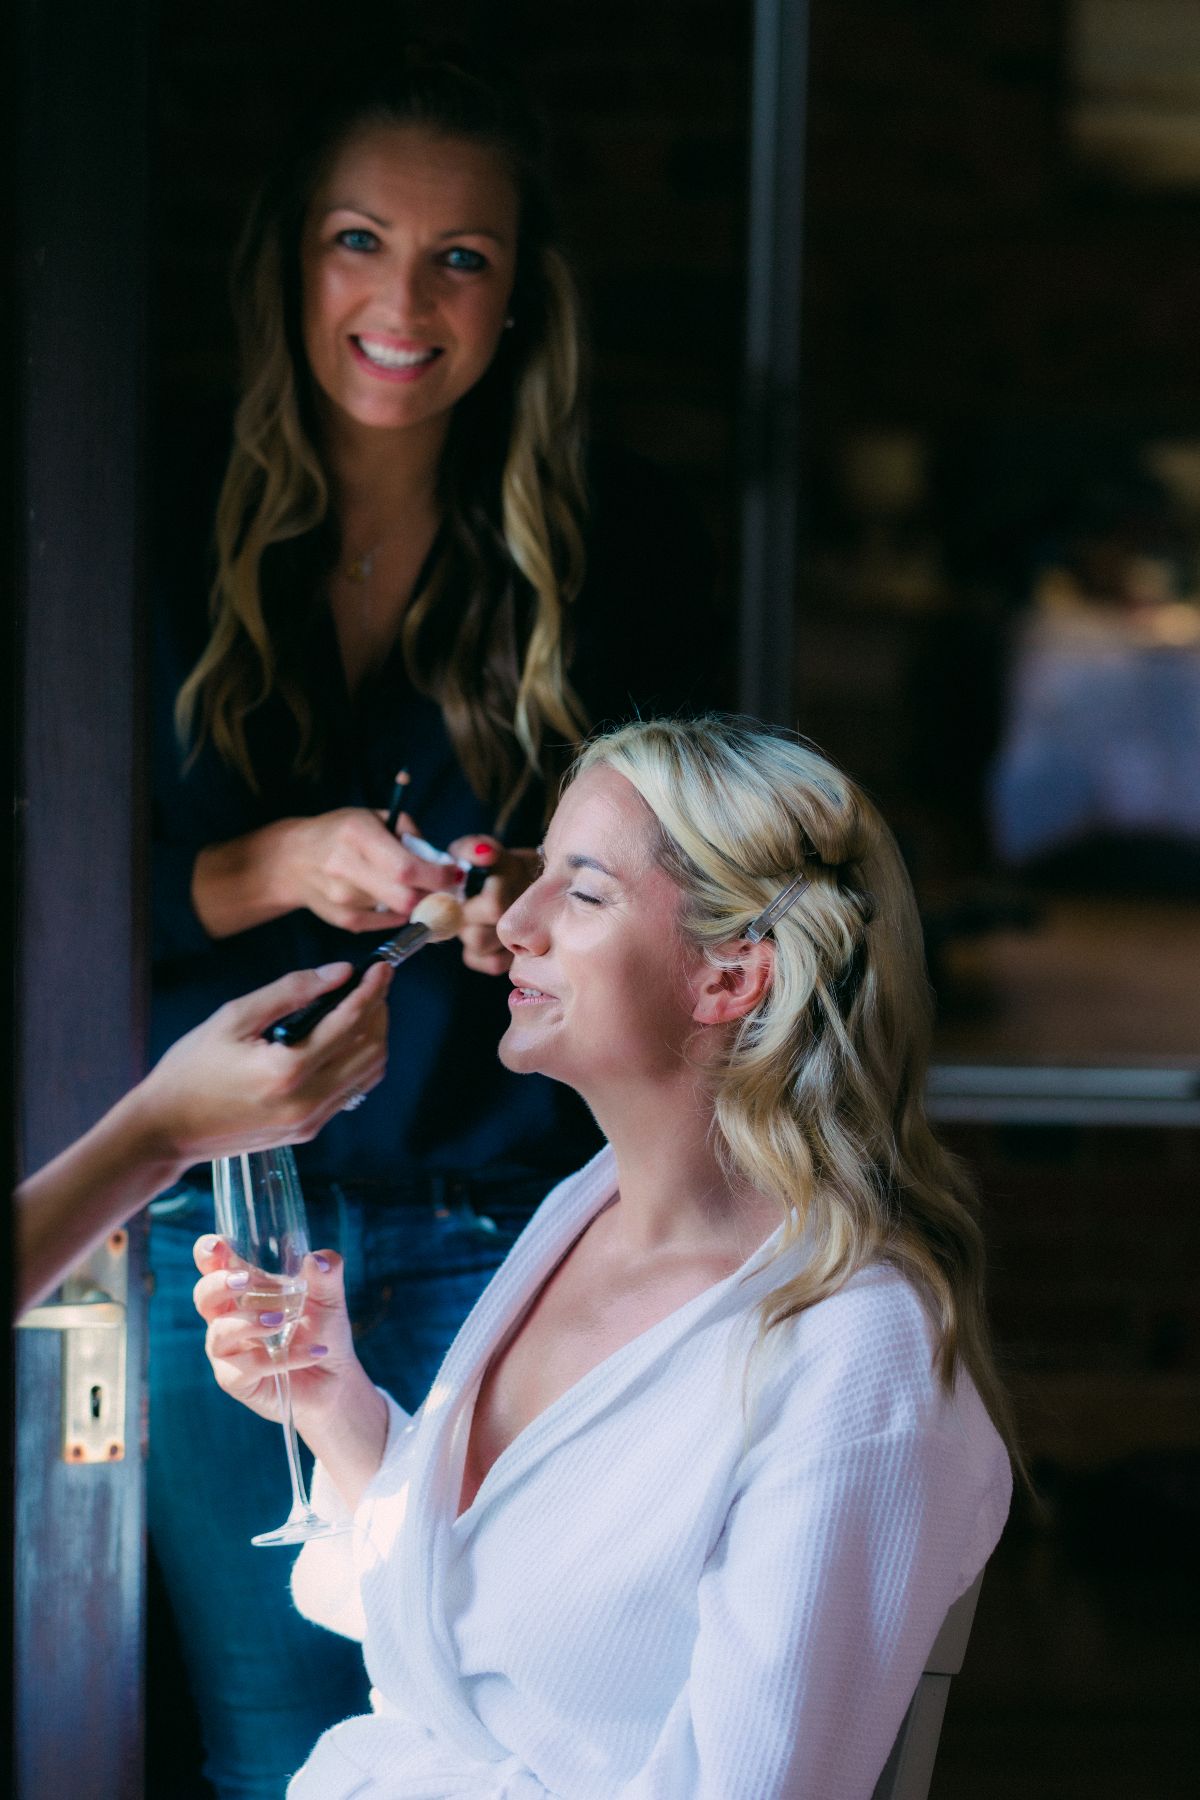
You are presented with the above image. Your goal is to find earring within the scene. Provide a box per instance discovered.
[503,316,515,330]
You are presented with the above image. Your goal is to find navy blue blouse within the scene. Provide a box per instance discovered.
[150,448,728,1190]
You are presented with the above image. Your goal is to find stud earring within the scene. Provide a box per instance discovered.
[503,316,515,330]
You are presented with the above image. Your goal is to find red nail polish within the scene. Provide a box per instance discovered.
[474,842,496,859]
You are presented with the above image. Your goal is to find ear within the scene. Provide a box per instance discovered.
[690,939,774,1026]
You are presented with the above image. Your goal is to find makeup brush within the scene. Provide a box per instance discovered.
[385,768,411,836]
[384,767,491,898]
[385,766,487,894]
[263,891,465,1046]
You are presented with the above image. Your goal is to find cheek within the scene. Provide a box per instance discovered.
[584,947,694,1052]
[451,281,513,362]
[300,268,337,372]
[302,261,371,351]
[455,317,502,380]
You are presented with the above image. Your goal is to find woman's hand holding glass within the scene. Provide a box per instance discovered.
[194,1237,359,1430]
[195,1210,389,1528]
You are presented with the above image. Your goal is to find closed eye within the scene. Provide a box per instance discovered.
[569,890,603,906]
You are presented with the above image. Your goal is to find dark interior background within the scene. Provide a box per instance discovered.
[146,3,1198,1795]
[152,0,752,596]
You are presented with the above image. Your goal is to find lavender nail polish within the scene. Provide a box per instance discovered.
[225,1270,250,1290]
[258,1310,285,1328]
[312,1253,332,1273]
[309,1344,329,1357]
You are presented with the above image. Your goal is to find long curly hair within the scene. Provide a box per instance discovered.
[176,45,589,827]
[573,715,1022,1468]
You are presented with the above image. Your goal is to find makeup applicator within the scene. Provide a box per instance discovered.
[385,766,490,898]
[263,891,465,1045]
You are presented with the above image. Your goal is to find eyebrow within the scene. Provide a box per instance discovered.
[565,852,620,879]
[320,204,390,227]
[437,225,507,244]
[536,844,621,880]
[319,205,507,244]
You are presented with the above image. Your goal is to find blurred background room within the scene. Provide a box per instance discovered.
[10,2,1199,1796]
[793,6,1200,1792]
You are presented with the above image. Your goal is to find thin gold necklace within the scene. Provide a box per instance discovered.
[343,546,378,584]
[340,508,440,591]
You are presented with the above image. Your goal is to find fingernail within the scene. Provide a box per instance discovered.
[225,1270,250,1291]
[474,842,496,859]
[259,1310,284,1327]
[312,1253,331,1273]
[309,1344,329,1358]
[316,962,346,978]
[197,1234,219,1256]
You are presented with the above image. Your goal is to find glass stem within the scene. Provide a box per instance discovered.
[272,1364,312,1519]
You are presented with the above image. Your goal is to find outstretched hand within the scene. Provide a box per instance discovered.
[137,960,393,1164]
[14,962,394,1318]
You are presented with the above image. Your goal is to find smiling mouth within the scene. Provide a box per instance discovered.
[509,984,554,1005]
[352,336,443,371]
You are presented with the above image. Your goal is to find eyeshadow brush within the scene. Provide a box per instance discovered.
[386,767,489,898]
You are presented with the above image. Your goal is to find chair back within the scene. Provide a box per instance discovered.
[869,1572,984,1800]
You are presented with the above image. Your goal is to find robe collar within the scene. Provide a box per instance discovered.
[360,1143,808,1761]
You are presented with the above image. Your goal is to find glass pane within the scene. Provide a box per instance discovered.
[800,2,1200,1111]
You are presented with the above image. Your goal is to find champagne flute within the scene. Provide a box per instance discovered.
[212,1146,349,1546]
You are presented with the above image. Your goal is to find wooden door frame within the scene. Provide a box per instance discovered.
[11,1,149,1793]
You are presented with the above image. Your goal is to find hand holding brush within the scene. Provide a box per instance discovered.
[263,892,465,1045]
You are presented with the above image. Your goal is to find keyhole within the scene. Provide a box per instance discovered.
[90,1384,103,1420]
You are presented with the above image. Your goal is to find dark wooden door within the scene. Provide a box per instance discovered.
[12,2,149,1794]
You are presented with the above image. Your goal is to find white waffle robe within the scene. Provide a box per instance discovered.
[288,1146,1011,1799]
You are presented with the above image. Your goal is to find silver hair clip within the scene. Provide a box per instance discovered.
[745,873,809,943]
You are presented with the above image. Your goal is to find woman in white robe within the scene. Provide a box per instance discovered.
[195,716,1015,1800]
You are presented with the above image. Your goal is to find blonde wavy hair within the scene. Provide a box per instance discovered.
[574,715,1021,1465]
[176,46,589,826]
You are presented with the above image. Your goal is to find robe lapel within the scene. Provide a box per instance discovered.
[359,1143,804,1762]
[453,1212,797,1534]
[360,1148,622,1759]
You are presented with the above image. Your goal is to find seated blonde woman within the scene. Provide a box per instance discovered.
[195,716,1013,1800]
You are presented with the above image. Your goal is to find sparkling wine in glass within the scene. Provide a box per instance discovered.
[212,1147,348,1546]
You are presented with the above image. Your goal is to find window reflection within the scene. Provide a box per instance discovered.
[799,3,1200,1079]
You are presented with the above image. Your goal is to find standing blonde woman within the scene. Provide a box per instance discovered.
[195,715,1014,1800]
[149,46,717,1798]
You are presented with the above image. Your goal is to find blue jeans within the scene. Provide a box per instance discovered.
[147,1173,545,1800]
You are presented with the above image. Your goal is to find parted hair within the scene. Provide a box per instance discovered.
[176,44,589,826]
[574,715,1020,1465]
